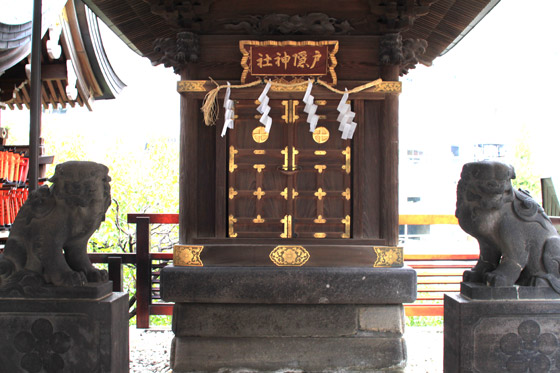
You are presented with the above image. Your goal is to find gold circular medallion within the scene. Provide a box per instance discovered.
[312,126,330,144]
[252,126,269,143]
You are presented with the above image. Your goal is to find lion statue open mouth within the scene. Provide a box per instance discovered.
[0,161,111,291]
[456,161,560,293]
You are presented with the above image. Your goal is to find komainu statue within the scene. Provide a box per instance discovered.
[456,161,560,293]
[0,161,111,292]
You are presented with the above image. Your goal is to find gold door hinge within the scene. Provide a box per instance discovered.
[341,215,351,238]
[342,188,351,200]
[229,146,238,173]
[281,100,299,123]
[280,215,293,238]
[342,147,351,174]
[292,147,299,170]
[229,215,238,238]
[281,146,289,170]
[229,187,238,200]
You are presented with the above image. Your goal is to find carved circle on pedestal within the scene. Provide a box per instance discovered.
[14,318,72,373]
[499,320,559,373]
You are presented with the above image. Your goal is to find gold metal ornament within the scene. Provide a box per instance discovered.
[373,246,403,267]
[312,127,330,144]
[252,126,269,143]
[269,245,310,266]
[173,245,204,266]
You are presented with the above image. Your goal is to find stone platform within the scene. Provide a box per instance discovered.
[161,265,416,372]
[0,284,129,373]
[444,283,560,373]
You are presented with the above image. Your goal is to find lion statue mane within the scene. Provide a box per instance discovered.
[456,161,560,293]
[0,161,111,291]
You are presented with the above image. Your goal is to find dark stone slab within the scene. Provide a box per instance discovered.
[461,281,560,300]
[444,293,560,373]
[173,303,405,338]
[170,336,406,372]
[0,292,129,372]
[0,281,114,299]
[161,265,417,304]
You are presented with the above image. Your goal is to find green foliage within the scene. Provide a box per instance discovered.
[33,112,179,327]
[406,316,443,327]
[510,124,541,203]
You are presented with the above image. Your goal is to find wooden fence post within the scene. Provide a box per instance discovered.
[136,216,151,328]
[108,256,123,292]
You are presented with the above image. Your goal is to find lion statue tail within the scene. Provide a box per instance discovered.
[537,237,560,294]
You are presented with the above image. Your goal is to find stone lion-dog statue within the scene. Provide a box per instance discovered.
[0,161,111,289]
[456,161,560,293]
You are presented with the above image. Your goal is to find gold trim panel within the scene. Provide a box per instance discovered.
[373,246,403,267]
[270,245,310,266]
[176,80,207,92]
[173,245,204,267]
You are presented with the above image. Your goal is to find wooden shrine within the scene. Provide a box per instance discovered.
[79,0,499,371]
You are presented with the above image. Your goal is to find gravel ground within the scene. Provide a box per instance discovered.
[130,326,443,372]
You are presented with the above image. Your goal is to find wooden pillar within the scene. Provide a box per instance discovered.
[380,65,400,246]
[179,68,198,244]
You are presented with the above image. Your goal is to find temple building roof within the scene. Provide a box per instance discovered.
[0,0,125,110]
[80,0,500,69]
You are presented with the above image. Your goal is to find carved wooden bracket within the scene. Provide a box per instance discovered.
[368,0,438,33]
[152,31,199,74]
[379,33,427,76]
[143,0,215,30]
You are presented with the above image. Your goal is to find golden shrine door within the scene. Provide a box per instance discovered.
[227,99,352,239]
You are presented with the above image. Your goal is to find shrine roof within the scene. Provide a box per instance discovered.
[0,0,125,110]
[81,0,500,67]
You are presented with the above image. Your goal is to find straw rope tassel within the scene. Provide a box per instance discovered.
[201,78,383,126]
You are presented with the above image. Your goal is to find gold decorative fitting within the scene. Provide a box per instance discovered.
[281,147,289,170]
[269,245,310,266]
[373,246,403,267]
[293,189,299,198]
[173,244,204,267]
[314,215,326,224]
[374,82,402,94]
[314,165,327,174]
[271,77,308,91]
[253,164,266,173]
[313,233,327,238]
[314,188,326,200]
[314,150,327,156]
[254,149,266,155]
[313,127,330,144]
[253,214,265,223]
[342,188,351,200]
[252,126,269,143]
[228,215,238,238]
[228,187,238,200]
[292,147,299,169]
[342,147,351,174]
[280,215,293,238]
[253,187,266,200]
[281,187,288,200]
[229,146,238,173]
[176,80,207,92]
[341,215,351,238]
[315,100,327,106]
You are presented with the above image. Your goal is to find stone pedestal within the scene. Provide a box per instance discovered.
[444,283,560,373]
[162,266,416,372]
[0,284,129,373]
